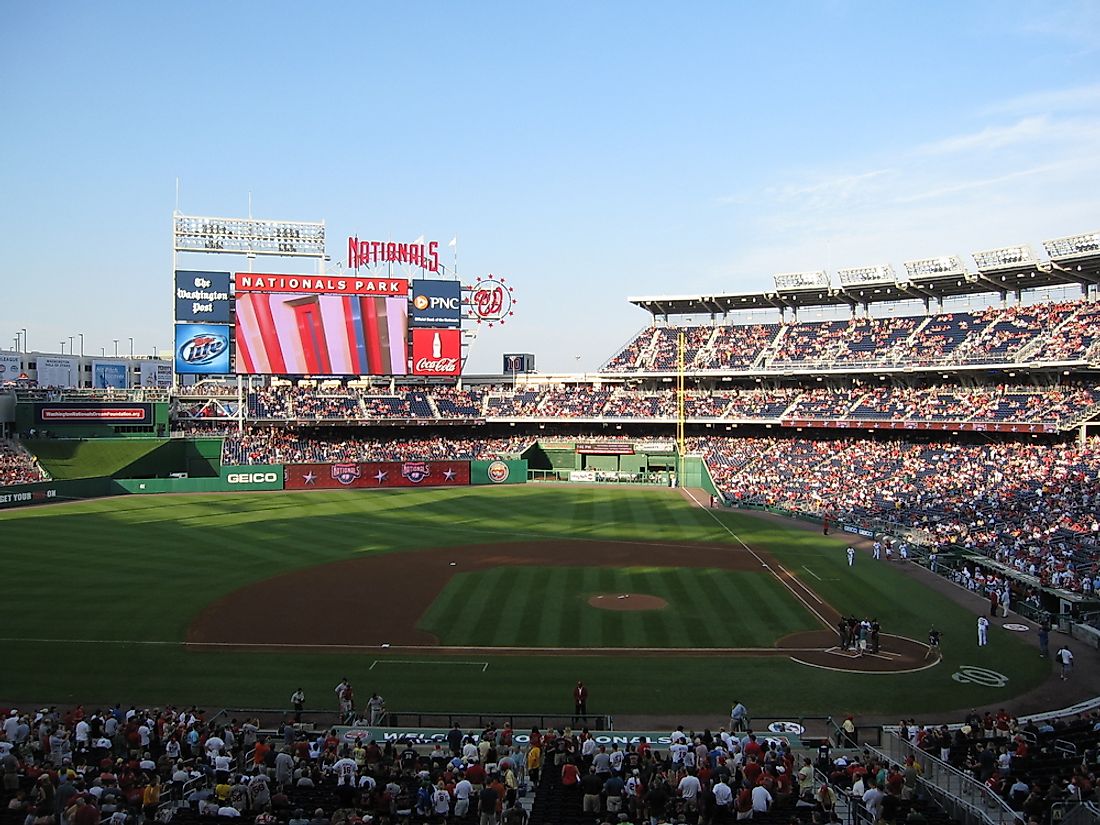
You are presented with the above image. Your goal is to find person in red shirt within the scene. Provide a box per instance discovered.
[562,760,580,786]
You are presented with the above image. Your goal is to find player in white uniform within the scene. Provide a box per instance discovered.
[847,547,856,567]
[977,616,989,646]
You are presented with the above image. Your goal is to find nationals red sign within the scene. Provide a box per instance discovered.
[411,328,461,376]
[285,461,471,490]
[348,237,440,272]
[236,273,408,296]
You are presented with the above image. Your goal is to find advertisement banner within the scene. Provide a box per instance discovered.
[235,292,407,375]
[36,356,79,388]
[0,353,21,383]
[175,324,231,375]
[139,361,174,388]
[410,328,461,376]
[284,461,470,490]
[91,360,129,389]
[236,273,408,297]
[33,403,152,425]
[576,443,635,455]
[175,270,231,323]
[410,280,462,328]
[219,465,284,490]
[470,459,527,485]
[780,419,1059,434]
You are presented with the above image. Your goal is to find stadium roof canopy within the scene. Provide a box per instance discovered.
[628,231,1100,317]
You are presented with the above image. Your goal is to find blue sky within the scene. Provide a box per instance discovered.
[2,1,1099,373]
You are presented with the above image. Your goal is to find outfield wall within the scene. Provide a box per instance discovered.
[0,460,527,508]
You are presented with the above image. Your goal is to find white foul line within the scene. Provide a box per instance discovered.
[370,660,489,672]
[681,489,832,628]
[802,566,822,581]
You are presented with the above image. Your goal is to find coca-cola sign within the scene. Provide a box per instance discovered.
[414,357,459,373]
[411,328,462,376]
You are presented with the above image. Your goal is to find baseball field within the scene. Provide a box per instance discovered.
[0,485,1051,717]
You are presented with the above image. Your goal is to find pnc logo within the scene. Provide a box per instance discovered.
[226,472,278,484]
[413,295,430,310]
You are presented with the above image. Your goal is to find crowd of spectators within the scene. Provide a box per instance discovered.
[222,430,530,466]
[902,708,1100,824]
[0,440,47,486]
[691,435,1100,593]
[183,384,1100,426]
[602,299,1098,373]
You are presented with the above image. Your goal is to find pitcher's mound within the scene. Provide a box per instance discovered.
[587,593,668,611]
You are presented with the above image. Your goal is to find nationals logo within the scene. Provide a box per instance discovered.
[487,461,510,483]
[331,464,362,485]
[401,462,431,483]
[466,275,516,327]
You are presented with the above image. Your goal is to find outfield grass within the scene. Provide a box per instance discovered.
[0,486,1051,716]
[27,438,167,479]
[419,566,818,648]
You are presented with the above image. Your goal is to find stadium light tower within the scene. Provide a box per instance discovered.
[173,213,326,259]
[773,271,830,291]
[113,339,119,357]
[903,255,967,280]
[1043,231,1100,261]
[78,333,84,357]
[129,337,134,358]
[972,245,1035,271]
[21,328,27,352]
[837,265,896,287]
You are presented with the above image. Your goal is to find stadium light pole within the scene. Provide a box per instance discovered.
[21,328,27,352]
[60,340,66,355]
[113,339,119,357]
[69,336,74,355]
[129,337,134,358]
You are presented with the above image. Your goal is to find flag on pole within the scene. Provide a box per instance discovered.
[448,236,457,247]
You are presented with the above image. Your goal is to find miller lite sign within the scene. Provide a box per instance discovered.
[174,323,231,375]
[411,328,461,376]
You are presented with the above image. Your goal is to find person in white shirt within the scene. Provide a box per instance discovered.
[751,784,773,812]
[977,616,990,646]
[678,771,701,811]
[713,779,733,810]
[669,727,688,744]
[217,806,241,818]
[847,547,856,567]
[862,784,885,821]
[669,741,689,767]
[74,720,90,751]
[454,775,473,818]
[332,757,357,784]
[432,782,452,818]
[1057,646,1074,680]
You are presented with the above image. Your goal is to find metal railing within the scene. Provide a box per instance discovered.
[874,732,1021,825]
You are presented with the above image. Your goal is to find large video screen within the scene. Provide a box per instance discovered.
[235,292,408,375]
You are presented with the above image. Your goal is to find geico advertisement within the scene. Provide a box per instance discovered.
[219,466,284,489]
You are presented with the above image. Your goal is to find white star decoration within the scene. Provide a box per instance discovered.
[303,471,317,485]
[443,468,456,481]
[374,470,388,483]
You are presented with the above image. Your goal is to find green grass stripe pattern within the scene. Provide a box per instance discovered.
[0,485,1052,715]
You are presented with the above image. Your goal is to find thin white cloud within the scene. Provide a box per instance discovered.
[982,83,1100,116]
[918,116,1051,155]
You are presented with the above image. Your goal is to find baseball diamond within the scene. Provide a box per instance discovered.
[0,485,1051,716]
